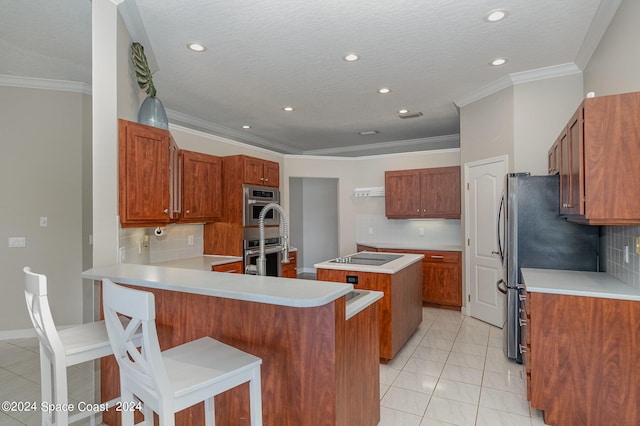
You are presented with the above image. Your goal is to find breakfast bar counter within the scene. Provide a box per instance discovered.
[82,264,382,426]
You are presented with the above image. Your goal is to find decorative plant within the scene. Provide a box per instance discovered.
[131,42,156,97]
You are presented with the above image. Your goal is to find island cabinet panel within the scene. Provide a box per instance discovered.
[385,166,461,219]
[527,291,640,426]
[100,285,379,426]
[316,262,422,363]
[118,119,177,227]
[178,150,222,222]
[549,91,640,224]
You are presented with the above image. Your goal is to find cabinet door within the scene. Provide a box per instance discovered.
[567,108,583,215]
[212,261,243,273]
[420,167,461,218]
[118,120,172,225]
[242,156,266,185]
[422,252,462,308]
[559,128,571,215]
[282,251,297,278]
[180,150,222,222]
[385,170,421,218]
[262,160,280,187]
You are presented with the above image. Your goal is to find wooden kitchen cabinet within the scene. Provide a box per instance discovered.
[356,245,462,310]
[178,150,222,222]
[547,139,560,175]
[385,166,460,219]
[525,287,640,426]
[242,155,279,187]
[211,261,243,273]
[316,262,422,363]
[281,251,297,278]
[549,91,640,224]
[422,251,462,309]
[118,119,178,227]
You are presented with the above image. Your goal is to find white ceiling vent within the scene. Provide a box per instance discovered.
[354,187,385,197]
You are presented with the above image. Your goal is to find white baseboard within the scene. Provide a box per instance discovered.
[299,267,317,274]
[0,328,36,341]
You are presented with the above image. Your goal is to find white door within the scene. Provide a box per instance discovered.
[465,156,507,327]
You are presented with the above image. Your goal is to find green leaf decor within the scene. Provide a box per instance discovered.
[131,42,156,97]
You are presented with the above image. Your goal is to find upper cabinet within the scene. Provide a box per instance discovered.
[178,150,222,223]
[548,91,640,224]
[118,120,223,227]
[385,166,461,219]
[242,156,279,187]
[119,119,177,227]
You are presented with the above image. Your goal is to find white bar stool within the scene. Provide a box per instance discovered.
[23,267,141,426]
[102,279,263,426]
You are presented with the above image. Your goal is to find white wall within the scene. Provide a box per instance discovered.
[0,86,88,333]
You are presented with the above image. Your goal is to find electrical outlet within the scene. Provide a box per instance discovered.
[368,227,373,235]
[419,227,425,237]
[188,235,194,246]
[39,216,48,227]
[119,247,126,262]
[624,245,629,263]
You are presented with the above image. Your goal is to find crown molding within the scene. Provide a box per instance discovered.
[302,134,460,156]
[454,63,582,108]
[285,147,460,162]
[166,109,303,154]
[574,0,622,69]
[0,74,91,95]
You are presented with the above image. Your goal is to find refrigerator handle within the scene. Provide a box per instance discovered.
[496,278,508,294]
[496,192,505,264]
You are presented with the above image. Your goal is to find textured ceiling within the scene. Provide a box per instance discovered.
[1,0,614,156]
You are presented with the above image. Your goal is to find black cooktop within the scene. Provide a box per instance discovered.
[331,253,402,266]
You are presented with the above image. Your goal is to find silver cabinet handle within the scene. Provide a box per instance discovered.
[163,208,169,214]
[519,318,527,327]
[519,294,527,302]
[431,255,444,259]
[264,178,269,182]
[519,344,527,354]
[186,210,190,214]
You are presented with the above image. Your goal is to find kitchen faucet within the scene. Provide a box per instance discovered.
[257,203,290,276]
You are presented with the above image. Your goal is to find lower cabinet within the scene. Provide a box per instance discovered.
[281,251,297,278]
[357,245,462,310]
[525,288,640,425]
[212,261,243,273]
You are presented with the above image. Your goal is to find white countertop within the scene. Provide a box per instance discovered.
[314,252,424,274]
[521,268,640,301]
[152,255,243,271]
[83,263,352,308]
[356,241,463,252]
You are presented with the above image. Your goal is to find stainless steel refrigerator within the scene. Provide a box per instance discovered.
[498,173,599,363]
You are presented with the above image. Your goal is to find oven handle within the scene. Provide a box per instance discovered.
[245,245,284,256]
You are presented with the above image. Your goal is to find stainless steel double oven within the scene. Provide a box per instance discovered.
[243,227,283,276]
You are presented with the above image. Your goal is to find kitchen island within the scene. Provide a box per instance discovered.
[82,264,383,426]
[315,252,423,363]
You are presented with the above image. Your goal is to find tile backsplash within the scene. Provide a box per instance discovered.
[119,224,204,264]
[603,225,640,289]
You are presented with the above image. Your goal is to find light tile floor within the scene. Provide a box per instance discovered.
[0,307,545,425]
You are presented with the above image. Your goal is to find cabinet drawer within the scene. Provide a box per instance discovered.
[423,251,460,263]
[212,261,243,273]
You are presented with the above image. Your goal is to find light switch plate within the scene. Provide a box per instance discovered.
[8,237,26,248]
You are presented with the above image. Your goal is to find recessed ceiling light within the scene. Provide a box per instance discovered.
[491,58,508,66]
[282,106,295,112]
[187,42,206,52]
[242,125,251,129]
[398,109,409,114]
[344,53,360,62]
[378,88,391,94]
[359,130,378,136]
[485,9,509,22]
